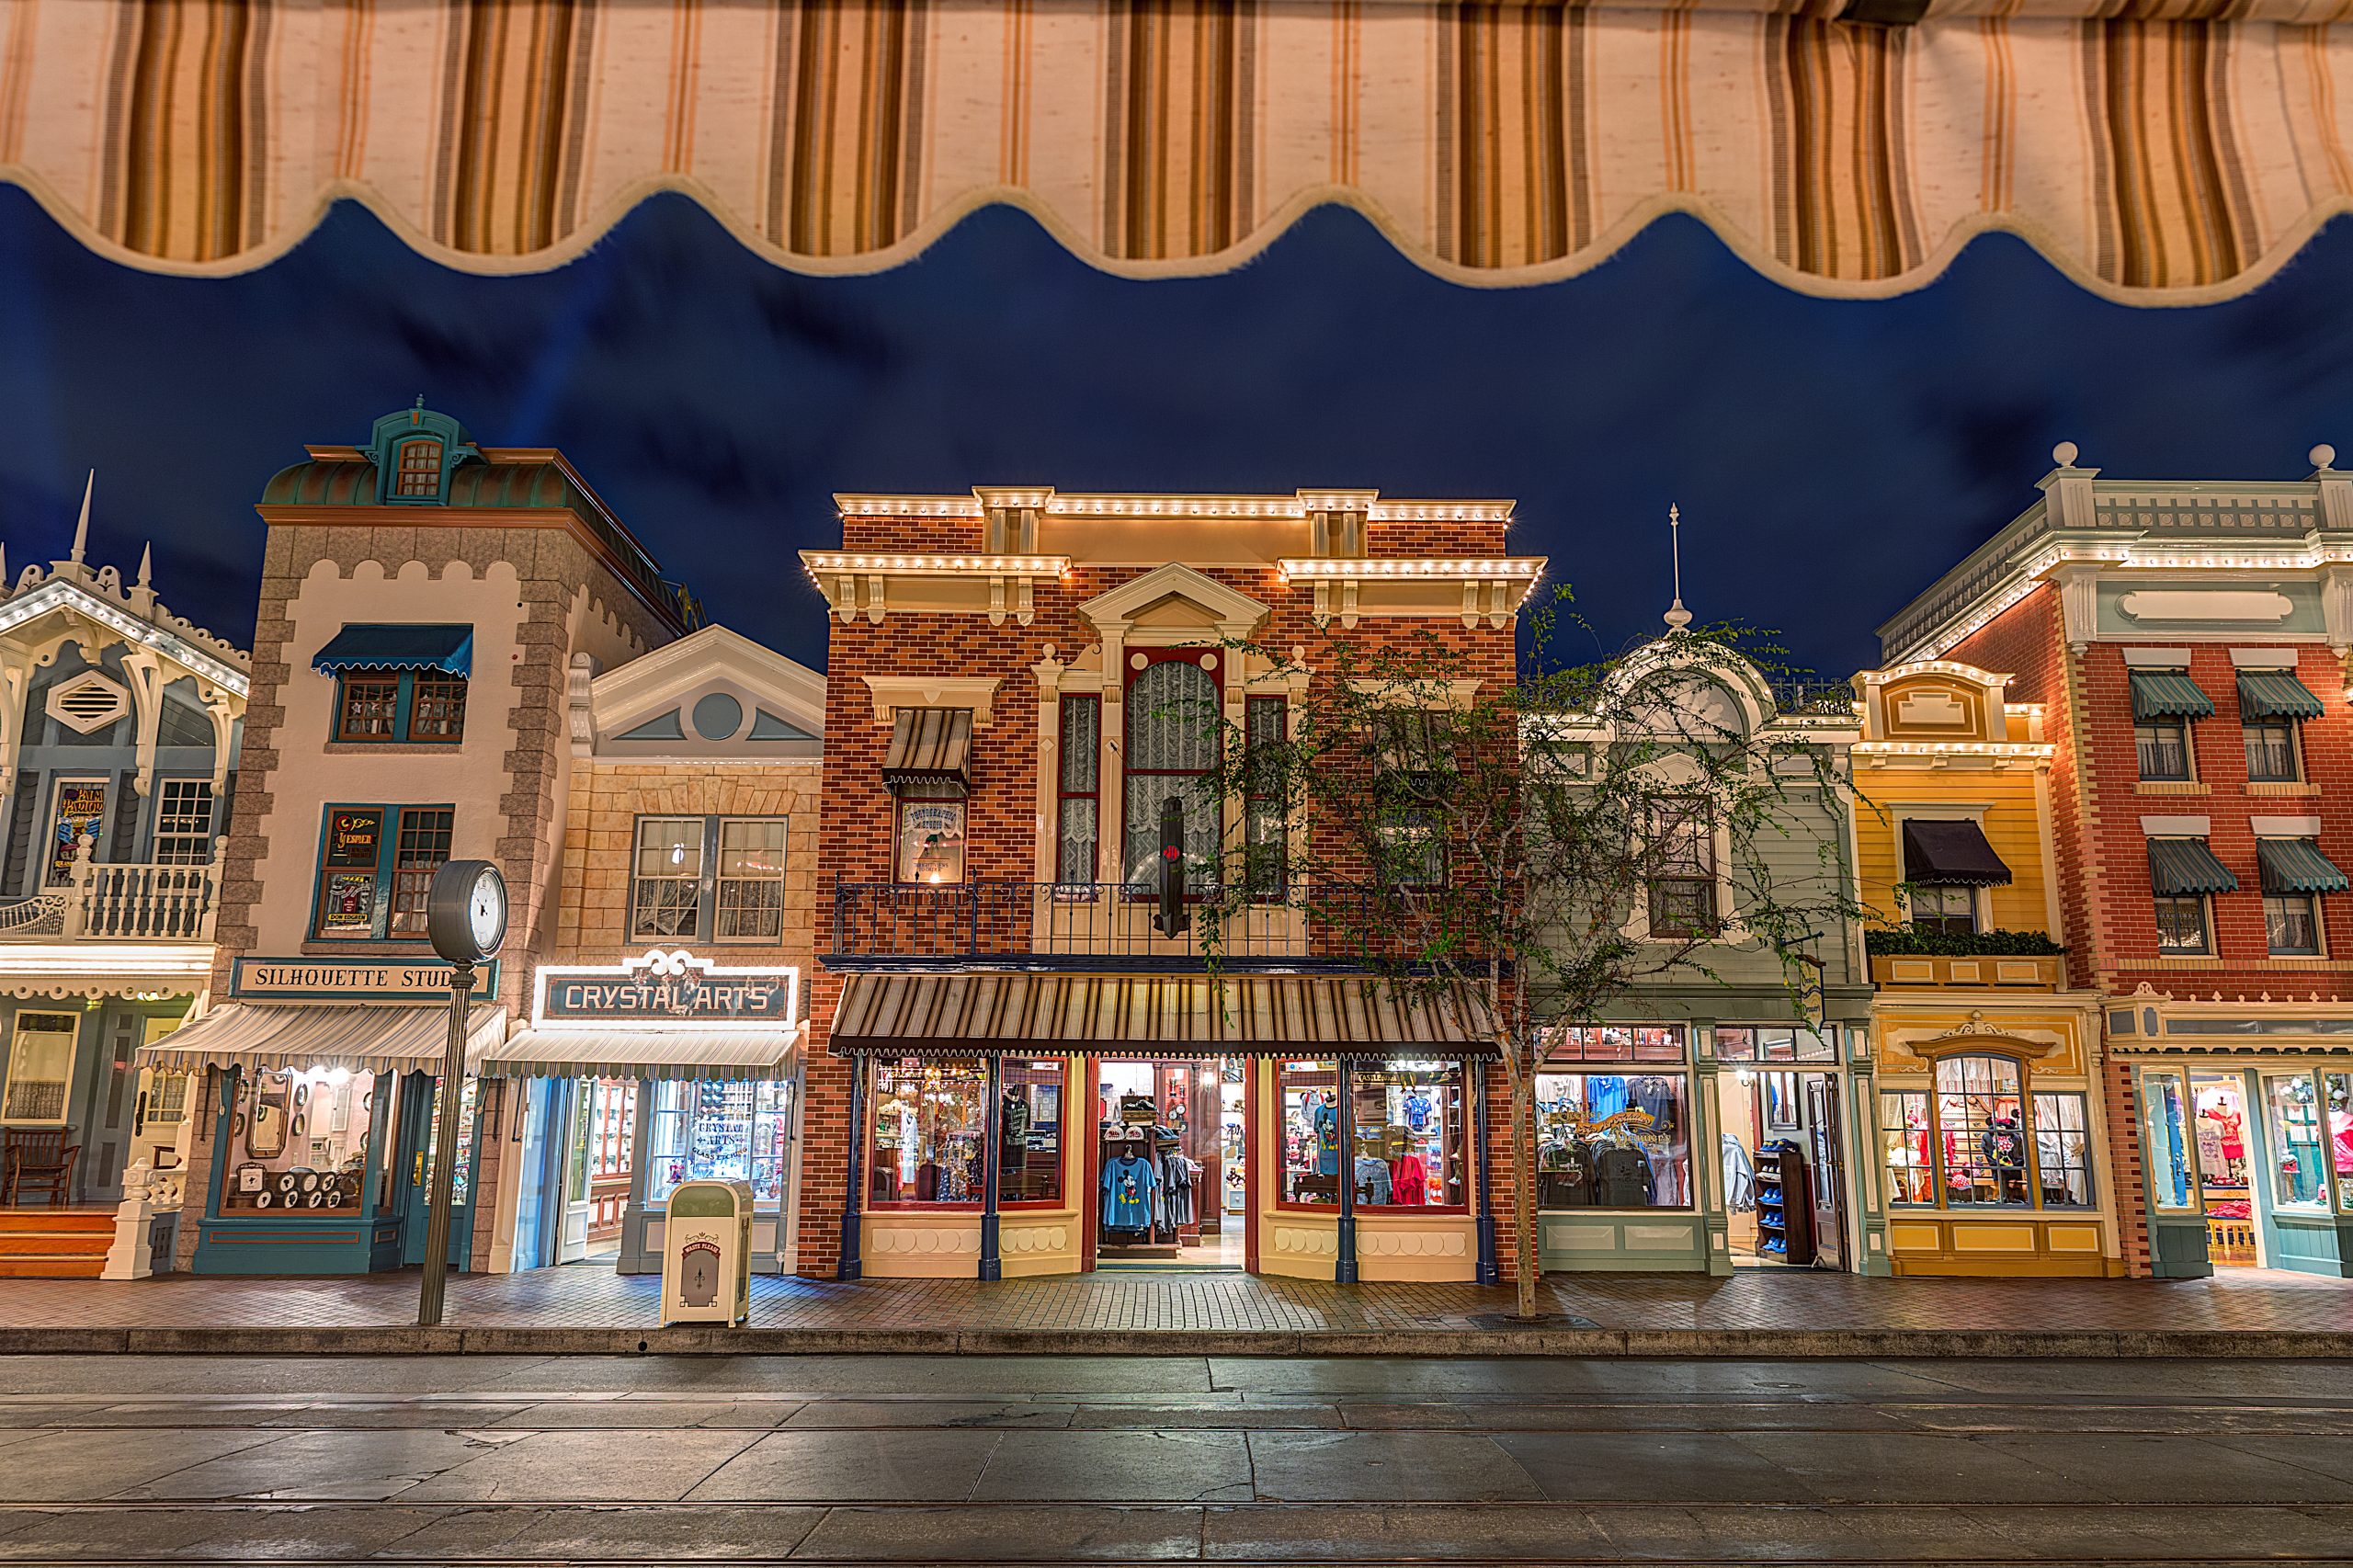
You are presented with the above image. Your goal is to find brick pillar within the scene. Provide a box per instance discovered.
[2101,1041,2153,1276]
[793,969,851,1278]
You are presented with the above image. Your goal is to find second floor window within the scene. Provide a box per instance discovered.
[1056,695,1100,885]
[1908,884,1976,936]
[1645,798,1717,937]
[2239,669,2322,783]
[2154,895,2211,954]
[2265,892,2321,956]
[895,790,965,885]
[2129,667,2211,782]
[1123,652,1220,887]
[335,671,467,744]
[153,779,215,865]
[2135,717,2192,781]
[2243,719,2300,783]
[629,816,789,942]
[312,804,454,941]
[2256,837,2347,958]
[1244,695,1287,897]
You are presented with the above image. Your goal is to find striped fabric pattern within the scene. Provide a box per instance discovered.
[831,970,1498,1054]
[3,0,2350,297]
[141,1002,510,1074]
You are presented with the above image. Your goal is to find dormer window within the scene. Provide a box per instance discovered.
[392,437,444,498]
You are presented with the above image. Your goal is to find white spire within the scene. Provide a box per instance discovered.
[136,542,153,587]
[69,471,93,563]
[1663,503,1691,632]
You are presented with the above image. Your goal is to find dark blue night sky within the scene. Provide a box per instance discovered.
[2,182,2349,680]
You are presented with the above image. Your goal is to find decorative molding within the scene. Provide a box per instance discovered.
[861,675,1001,725]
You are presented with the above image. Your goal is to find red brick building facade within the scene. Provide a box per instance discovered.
[1883,447,2353,1279]
[791,489,1540,1282]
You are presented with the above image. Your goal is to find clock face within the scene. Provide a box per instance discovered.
[469,866,506,955]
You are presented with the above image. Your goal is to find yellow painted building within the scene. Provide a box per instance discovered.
[1850,661,2120,1277]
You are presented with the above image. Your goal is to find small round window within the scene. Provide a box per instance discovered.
[691,692,744,741]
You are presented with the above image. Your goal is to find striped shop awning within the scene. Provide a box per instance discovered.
[474,1027,801,1083]
[2257,839,2351,896]
[831,972,1497,1059]
[139,1003,508,1075]
[2148,839,2239,897]
[2238,671,2325,722]
[2130,671,2216,722]
[881,708,972,792]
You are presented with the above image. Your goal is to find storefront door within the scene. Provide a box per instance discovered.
[396,1074,477,1268]
[1804,1074,1847,1270]
[509,1077,561,1270]
[1090,1057,1242,1268]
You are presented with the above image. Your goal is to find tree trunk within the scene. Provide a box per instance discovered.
[1509,1062,1538,1320]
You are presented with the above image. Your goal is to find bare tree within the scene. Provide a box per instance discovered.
[1175,598,1865,1318]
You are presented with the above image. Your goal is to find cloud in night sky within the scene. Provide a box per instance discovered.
[2,183,2350,681]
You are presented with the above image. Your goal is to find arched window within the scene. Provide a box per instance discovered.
[392,437,444,498]
[1881,1051,2092,1210]
[1123,651,1220,886]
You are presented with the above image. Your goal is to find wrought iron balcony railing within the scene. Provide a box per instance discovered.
[827,880,1390,971]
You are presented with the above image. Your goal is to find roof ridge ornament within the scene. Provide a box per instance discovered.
[1663,504,1692,632]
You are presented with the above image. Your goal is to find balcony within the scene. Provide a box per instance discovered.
[0,844,224,943]
[1868,951,2064,991]
[829,881,1385,972]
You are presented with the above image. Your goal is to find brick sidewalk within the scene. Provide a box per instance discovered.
[1,1263,2348,1336]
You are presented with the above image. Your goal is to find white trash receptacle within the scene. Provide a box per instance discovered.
[660,1178,754,1326]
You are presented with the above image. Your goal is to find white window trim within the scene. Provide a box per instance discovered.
[3,1011,80,1127]
[712,816,790,945]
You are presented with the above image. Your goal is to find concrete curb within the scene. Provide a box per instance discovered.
[0,1324,2349,1358]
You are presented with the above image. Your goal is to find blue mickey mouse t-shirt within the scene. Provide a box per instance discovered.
[1101,1154,1158,1229]
[1313,1102,1340,1176]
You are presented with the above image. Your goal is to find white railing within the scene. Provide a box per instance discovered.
[0,836,224,942]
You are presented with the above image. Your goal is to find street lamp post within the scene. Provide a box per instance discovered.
[417,859,508,1330]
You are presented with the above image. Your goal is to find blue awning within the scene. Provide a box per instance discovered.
[2130,670,2215,721]
[2148,838,2238,897]
[311,624,472,677]
[2237,671,2325,722]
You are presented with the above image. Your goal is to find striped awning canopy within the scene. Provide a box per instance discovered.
[2238,671,2325,722]
[832,972,1497,1058]
[881,708,972,792]
[474,1027,801,1082]
[140,1003,508,1074]
[2257,839,2351,896]
[2130,671,2216,722]
[1901,819,2011,888]
[3,2,2347,300]
[2148,839,2238,898]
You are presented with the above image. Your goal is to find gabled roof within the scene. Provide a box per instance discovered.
[585,624,824,751]
[0,547,250,698]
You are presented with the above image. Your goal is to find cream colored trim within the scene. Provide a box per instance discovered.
[860,675,1001,725]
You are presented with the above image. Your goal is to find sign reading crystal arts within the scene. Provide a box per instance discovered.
[230,957,500,1001]
[533,949,801,1031]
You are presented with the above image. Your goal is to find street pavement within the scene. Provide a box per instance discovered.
[0,1355,2349,1562]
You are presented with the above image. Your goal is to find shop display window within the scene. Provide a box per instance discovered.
[868,1060,986,1205]
[1540,1025,1684,1064]
[2327,1073,2353,1213]
[1880,1090,1934,1206]
[2141,1070,2198,1211]
[1713,1026,1836,1063]
[1278,1059,1341,1206]
[1347,1061,1465,1210]
[999,1059,1065,1205]
[1533,1070,1691,1210]
[894,791,966,885]
[2262,1071,2327,1211]
[1881,1052,2092,1212]
[647,1079,791,1206]
[222,1067,374,1213]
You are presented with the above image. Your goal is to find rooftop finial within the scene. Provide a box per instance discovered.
[1663,504,1692,632]
[69,470,92,563]
[2052,440,2080,469]
[2312,444,2337,472]
[412,393,426,425]
[136,542,153,587]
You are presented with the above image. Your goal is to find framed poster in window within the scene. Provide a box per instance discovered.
[45,778,108,884]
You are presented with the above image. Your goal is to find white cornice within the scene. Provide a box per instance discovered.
[861,675,1003,725]
[0,578,250,695]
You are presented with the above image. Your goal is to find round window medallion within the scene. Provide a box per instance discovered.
[1130,652,1149,670]
[690,691,745,741]
[1199,653,1218,671]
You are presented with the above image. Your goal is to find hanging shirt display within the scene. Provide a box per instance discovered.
[1352,1154,1392,1206]
[1101,1153,1159,1231]
[1313,1100,1340,1176]
[1585,1076,1630,1120]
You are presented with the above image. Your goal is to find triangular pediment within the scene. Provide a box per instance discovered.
[1080,562,1269,636]
[590,624,824,752]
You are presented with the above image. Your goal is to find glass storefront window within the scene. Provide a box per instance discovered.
[1534,1071,1691,1210]
[1935,1054,2028,1207]
[2032,1093,2092,1209]
[999,1060,1065,1205]
[222,1067,375,1214]
[1880,1089,1934,1206]
[2326,1073,2353,1214]
[646,1079,792,1206]
[868,1060,985,1205]
[2262,1071,2327,1210]
[1714,1026,1836,1063]
[2142,1071,2197,1212]
[1347,1061,1466,1210]
[1540,1025,1685,1063]
[1279,1060,1341,1206]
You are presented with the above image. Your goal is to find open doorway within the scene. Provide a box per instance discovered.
[1095,1057,1243,1268]
[1717,1068,1847,1269]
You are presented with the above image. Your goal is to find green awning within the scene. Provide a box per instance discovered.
[2257,839,2349,896]
[2130,671,2215,721]
[2237,671,2324,722]
[2148,838,2237,897]
[311,623,473,676]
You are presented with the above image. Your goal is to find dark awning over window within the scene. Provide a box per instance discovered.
[2148,838,2238,897]
[2237,671,2325,722]
[311,623,473,677]
[1901,819,2013,887]
[881,708,972,793]
[2257,838,2350,895]
[2129,670,2215,721]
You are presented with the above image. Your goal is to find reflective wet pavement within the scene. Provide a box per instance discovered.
[0,1354,2349,1562]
